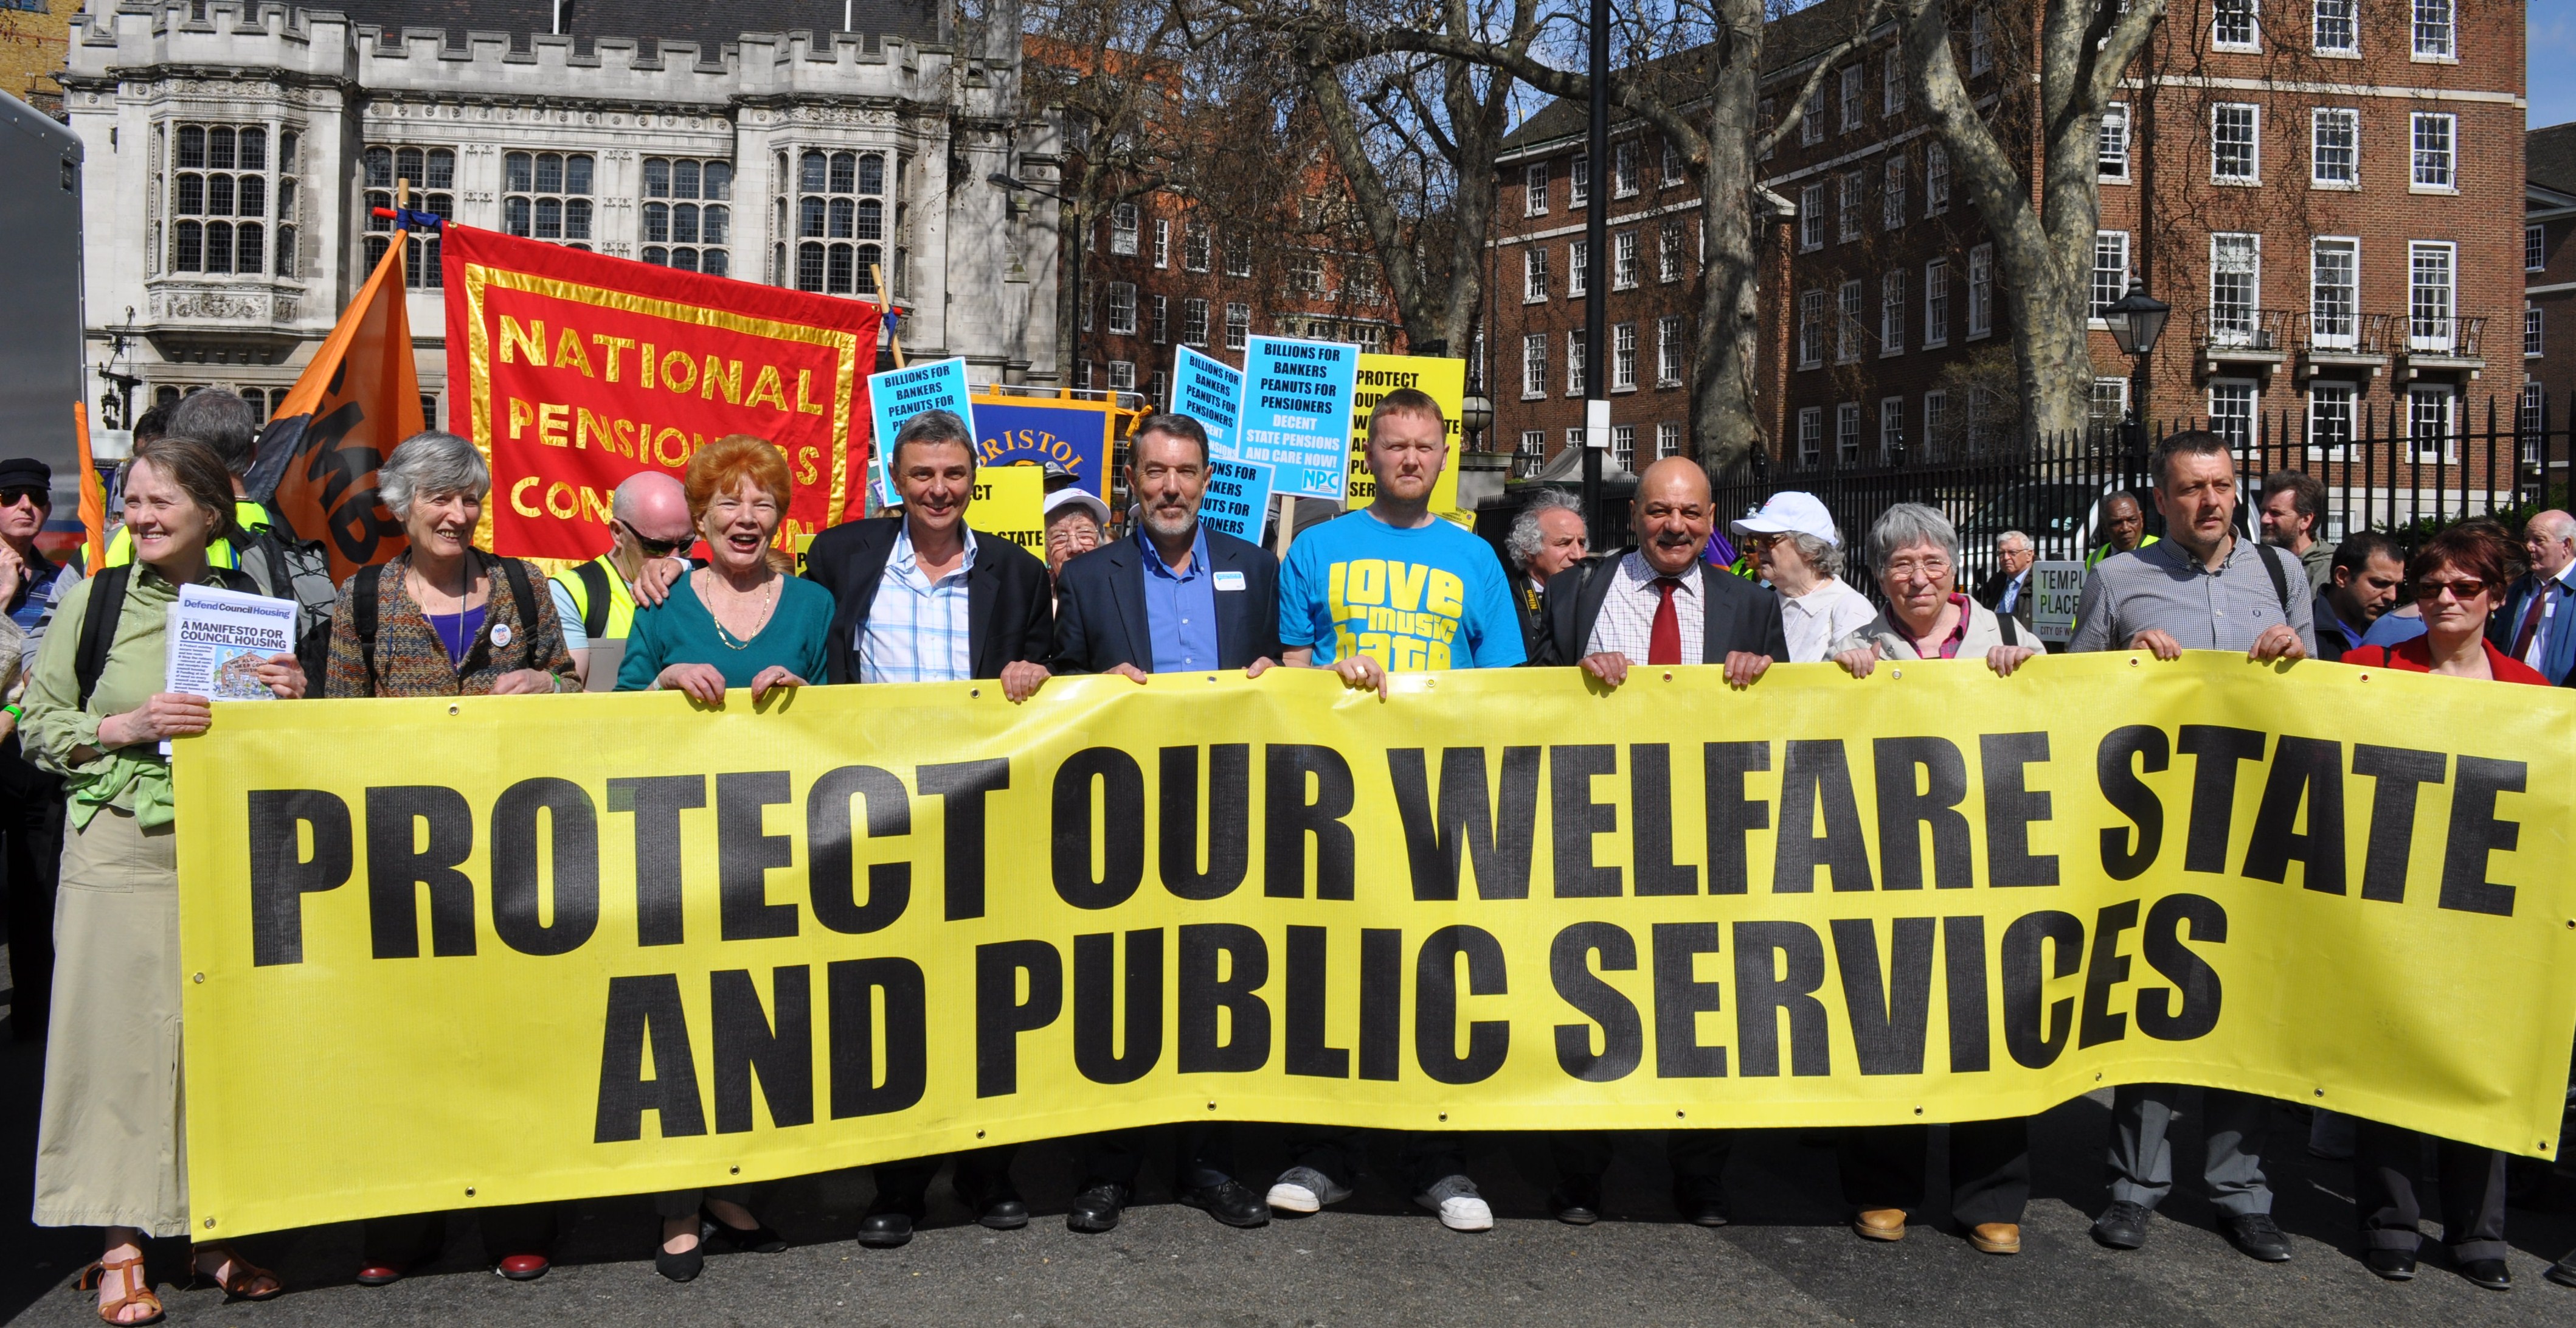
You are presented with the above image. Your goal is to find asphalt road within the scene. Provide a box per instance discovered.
[7,956,2576,1326]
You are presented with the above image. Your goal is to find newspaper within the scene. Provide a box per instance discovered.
[164,583,293,753]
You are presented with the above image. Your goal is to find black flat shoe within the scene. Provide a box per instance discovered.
[1551,1175,1602,1226]
[2459,1257,2512,1291]
[2091,1200,2152,1250]
[2223,1213,2291,1263]
[2364,1247,2417,1281]
[855,1209,915,1248]
[1067,1183,1124,1234]
[963,1181,1028,1231]
[655,1237,704,1283]
[2548,1250,2576,1288]
[702,1208,786,1254]
[1177,1179,1270,1229]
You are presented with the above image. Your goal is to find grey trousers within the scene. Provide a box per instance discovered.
[2107,1083,2273,1217]
[2352,1121,2508,1262]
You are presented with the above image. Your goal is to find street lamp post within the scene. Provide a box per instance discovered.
[2102,280,2170,484]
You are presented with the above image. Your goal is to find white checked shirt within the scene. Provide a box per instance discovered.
[859,523,977,683]
[1584,552,1706,666]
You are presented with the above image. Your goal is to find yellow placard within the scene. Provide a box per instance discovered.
[975,462,1048,557]
[175,655,2576,1237]
[1348,353,1465,520]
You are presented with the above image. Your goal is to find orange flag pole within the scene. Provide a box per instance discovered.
[72,398,103,571]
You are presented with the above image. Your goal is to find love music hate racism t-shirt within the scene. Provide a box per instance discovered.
[1277,510,1525,670]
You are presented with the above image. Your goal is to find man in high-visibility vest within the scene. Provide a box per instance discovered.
[100,390,275,570]
[2084,490,2159,568]
[549,470,695,689]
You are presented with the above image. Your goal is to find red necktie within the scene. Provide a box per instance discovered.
[2515,588,2547,660]
[1648,576,1682,666]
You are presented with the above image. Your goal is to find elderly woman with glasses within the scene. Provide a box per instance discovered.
[1823,502,2037,1256]
[2336,522,2533,1290]
[1831,502,2041,680]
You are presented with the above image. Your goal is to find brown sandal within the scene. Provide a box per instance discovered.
[74,1252,164,1327]
[191,1243,283,1301]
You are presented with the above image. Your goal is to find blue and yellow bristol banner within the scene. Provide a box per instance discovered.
[174,655,2576,1236]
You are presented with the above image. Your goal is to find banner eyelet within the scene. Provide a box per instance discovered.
[448,703,461,715]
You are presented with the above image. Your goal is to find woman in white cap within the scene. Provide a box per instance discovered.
[1044,486,1112,586]
[1730,490,1874,662]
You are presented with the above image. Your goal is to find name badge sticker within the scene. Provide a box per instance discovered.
[1213,571,1247,592]
[491,621,514,648]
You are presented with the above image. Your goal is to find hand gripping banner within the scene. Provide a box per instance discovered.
[442,226,881,560]
[173,655,2576,1237]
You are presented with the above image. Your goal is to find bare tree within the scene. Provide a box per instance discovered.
[1891,0,2162,437]
[1261,0,1885,477]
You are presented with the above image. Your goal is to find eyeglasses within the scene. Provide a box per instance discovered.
[618,520,687,559]
[0,487,46,509]
[1885,558,1954,582]
[2415,577,2488,603]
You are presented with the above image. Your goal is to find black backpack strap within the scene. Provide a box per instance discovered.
[575,558,612,639]
[2252,541,2293,615]
[497,556,539,648]
[353,563,381,688]
[73,564,133,711]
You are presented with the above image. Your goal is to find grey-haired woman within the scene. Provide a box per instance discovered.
[1831,502,2041,678]
[324,431,573,700]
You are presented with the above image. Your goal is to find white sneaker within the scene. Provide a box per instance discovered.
[1428,1194,1492,1232]
[1267,1166,1351,1214]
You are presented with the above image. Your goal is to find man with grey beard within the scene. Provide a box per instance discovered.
[1041,411,1280,1235]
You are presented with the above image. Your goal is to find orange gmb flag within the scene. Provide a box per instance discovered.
[72,400,103,571]
[442,225,881,560]
[244,232,423,584]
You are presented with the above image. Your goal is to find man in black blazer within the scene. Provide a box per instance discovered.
[1532,457,1788,686]
[1972,530,2036,631]
[799,408,1051,1250]
[802,408,1053,698]
[1528,456,1785,1228]
[1053,414,1282,677]
[1040,412,1280,1235]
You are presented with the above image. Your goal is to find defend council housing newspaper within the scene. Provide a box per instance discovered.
[164,584,293,753]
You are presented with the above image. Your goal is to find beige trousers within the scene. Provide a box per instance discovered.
[32,804,188,1236]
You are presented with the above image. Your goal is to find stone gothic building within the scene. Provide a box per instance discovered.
[61,0,1064,433]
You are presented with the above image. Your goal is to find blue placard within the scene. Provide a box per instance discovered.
[1197,456,1275,541]
[868,358,975,506]
[974,399,1113,496]
[1237,335,1357,500]
[1170,346,1245,457]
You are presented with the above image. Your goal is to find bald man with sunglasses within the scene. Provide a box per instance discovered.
[549,470,694,689]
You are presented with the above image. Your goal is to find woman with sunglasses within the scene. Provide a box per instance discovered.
[613,434,822,1278]
[2336,521,2532,1290]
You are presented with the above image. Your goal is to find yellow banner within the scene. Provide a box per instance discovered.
[175,654,2576,1237]
[975,463,1047,558]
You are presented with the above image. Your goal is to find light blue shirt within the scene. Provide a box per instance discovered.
[1138,524,1220,674]
[859,523,977,683]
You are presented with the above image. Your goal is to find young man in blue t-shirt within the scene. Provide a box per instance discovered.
[1276,389,1523,696]
[1267,386,1519,1232]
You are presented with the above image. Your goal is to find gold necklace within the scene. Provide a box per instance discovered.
[703,569,778,650]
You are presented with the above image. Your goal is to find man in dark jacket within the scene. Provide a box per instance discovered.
[799,407,1051,1249]
[1973,530,2035,630]
[803,408,1053,696]
[1044,412,1279,1236]
[1527,454,1785,1228]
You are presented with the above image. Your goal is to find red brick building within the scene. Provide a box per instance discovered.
[1489,0,2526,490]
[2526,121,2576,437]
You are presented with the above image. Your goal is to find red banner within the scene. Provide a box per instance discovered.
[442,226,880,560]
[246,232,422,583]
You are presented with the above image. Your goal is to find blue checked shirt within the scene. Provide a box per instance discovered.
[859,523,977,683]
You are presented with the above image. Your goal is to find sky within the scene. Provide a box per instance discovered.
[2538,0,2576,127]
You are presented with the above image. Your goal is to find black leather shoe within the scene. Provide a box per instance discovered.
[960,1178,1028,1231]
[1177,1179,1271,1228]
[2223,1212,2292,1263]
[856,1205,917,1248]
[2091,1200,2152,1250]
[2459,1257,2512,1291]
[2549,1250,2576,1288]
[1067,1183,1125,1234]
[1673,1183,1730,1228]
[1551,1174,1602,1226]
[2364,1247,2417,1281]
